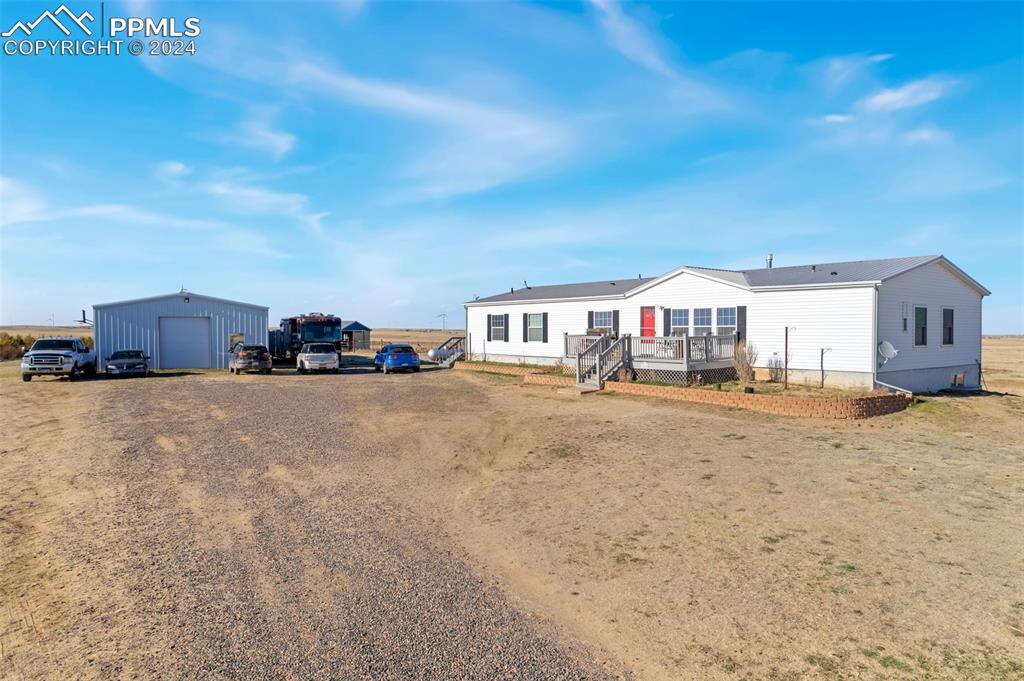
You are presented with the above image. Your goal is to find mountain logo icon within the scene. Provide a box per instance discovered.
[2,4,95,38]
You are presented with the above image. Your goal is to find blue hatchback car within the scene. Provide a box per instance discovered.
[374,344,421,374]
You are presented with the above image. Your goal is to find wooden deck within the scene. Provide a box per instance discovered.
[564,333,736,372]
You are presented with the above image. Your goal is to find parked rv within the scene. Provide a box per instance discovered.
[270,313,343,359]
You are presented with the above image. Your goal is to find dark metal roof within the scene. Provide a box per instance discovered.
[340,320,371,331]
[472,277,655,304]
[468,255,989,304]
[739,255,942,287]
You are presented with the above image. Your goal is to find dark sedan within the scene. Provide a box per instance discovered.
[105,349,150,377]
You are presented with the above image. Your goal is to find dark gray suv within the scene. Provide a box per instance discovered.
[229,343,273,375]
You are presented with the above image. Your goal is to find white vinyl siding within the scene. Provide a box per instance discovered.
[467,270,873,373]
[876,260,983,386]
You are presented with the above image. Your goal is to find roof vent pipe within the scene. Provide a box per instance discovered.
[766,253,773,269]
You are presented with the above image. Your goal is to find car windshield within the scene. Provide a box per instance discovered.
[110,351,144,360]
[306,344,336,353]
[391,346,415,354]
[31,339,76,351]
[301,322,341,342]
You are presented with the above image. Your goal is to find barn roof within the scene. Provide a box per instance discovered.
[340,320,372,331]
[94,290,268,310]
[467,255,989,305]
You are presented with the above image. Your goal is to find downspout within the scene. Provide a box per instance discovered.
[871,283,878,387]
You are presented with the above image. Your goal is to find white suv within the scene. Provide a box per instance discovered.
[296,343,340,373]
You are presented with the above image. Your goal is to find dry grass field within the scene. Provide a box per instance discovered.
[1,336,1021,679]
[0,325,93,339]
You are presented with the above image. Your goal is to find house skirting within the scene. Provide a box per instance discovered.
[752,367,875,390]
[877,363,979,394]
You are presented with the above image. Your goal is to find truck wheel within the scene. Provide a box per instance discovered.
[85,362,96,376]
[68,364,78,381]
[22,374,31,382]
[298,363,306,374]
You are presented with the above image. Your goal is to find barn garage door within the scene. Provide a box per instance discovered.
[158,317,212,369]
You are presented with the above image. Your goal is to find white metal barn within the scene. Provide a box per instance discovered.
[464,255,989,393]
[93,290,269,371]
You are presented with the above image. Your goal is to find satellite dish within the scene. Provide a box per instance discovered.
[878,340,898,365]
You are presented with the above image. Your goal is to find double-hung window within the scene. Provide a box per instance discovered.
[527,313,544,342]
[942,308,954,345]
[716,307,737,336]
[670,309,689,336]
[914,306,927,346]
[490,314,506,342]
[593,311,614,334]
[693,308,712,336]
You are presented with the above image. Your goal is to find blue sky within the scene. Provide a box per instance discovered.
[1,0,1021,332]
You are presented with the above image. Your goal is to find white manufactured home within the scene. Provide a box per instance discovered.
[465,255,989,393]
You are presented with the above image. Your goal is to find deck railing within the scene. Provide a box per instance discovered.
[687,333,735,363]
[575,335,612,386]
[628,333,736,365]
[630,335,687,361]
[564,333,603,357]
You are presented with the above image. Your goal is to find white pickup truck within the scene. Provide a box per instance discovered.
[21,337,97,381]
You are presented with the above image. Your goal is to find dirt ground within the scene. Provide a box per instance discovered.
[1,338,1021,679]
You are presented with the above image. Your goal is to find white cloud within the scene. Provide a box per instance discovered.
[585,0,728,114]
[820,113,854,124]
[0,177,288,258]
[287,60,574,199]
[823,54,882,93]
[334,0,365,19]
[0,176,47,227]
[587,0,673,78]
[201,178,327,234]
[901,125,952,145]
[225,108,296,159]
[155,160,191,179]
[858,77,957,112]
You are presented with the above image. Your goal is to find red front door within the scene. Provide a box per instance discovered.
[641,306,656,338]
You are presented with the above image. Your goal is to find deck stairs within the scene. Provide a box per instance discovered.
[433,336,466,368]
[575,335,630,390]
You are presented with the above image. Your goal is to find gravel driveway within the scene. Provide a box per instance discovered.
[1,370,621,680]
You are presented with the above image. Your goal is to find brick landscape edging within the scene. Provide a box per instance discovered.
[454,362,540,377]
[602,381,910,419]
[458,361,910,419]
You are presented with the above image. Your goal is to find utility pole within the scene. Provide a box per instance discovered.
[437,312,448,331]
